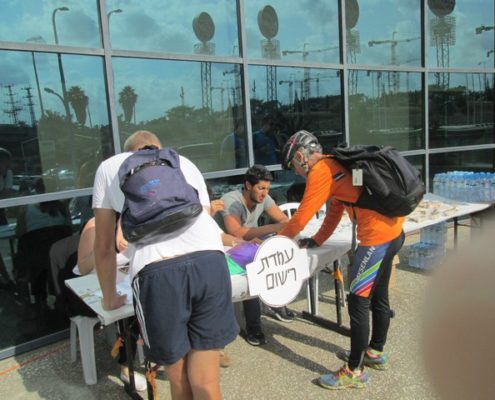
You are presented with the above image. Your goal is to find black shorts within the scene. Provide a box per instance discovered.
[132,250,239,365]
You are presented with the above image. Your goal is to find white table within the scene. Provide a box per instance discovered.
[403,193,492,235]
[65,237,352,325]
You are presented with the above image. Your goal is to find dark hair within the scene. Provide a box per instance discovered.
[245,164,273,186]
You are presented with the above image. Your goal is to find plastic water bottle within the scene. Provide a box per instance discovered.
[408,244,418,268]
[433,174,441,196]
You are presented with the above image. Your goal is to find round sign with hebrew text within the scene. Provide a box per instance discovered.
[246,236,309,307]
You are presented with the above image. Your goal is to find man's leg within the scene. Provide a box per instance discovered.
[369,232,404,352]
[243,298,261,333]
[164,356,193,400]
[187,349,222,400]
[347,293,370,370]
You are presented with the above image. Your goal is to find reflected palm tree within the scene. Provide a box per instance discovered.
[67,86,88,126]
[118,86,138,123]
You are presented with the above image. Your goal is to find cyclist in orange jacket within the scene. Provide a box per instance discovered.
[279,130,404,390]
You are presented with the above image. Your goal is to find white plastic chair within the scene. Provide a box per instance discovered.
[70,317,145,386]
[279,202,300,218]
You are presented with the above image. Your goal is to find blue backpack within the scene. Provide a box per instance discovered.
[118,147,203,244]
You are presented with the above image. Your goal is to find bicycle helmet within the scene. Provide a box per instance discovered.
[281,130,321,170]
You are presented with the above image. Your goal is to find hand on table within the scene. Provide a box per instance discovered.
[102,293,127,311]
[298,237,318,248]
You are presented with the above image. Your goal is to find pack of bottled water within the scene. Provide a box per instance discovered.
[408,221,447,270]
[433,171,495,203]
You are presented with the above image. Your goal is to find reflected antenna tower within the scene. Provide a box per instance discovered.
[428,0,456,88]
[258,5,280,102]
[193,12,215,110]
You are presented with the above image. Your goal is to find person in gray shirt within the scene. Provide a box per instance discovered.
[216,165,295,346]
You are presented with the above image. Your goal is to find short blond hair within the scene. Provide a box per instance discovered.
[123,130,162,152]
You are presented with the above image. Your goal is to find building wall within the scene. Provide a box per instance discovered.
[0,0,493,357]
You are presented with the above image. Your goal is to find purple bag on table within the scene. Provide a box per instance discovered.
[226,242,260,269]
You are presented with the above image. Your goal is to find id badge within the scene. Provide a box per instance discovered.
[352,169,363,186]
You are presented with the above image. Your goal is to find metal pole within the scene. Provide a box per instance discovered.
[52,7,71,121]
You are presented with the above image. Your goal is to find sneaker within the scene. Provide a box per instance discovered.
[337,348,389,370]
[120,371,147,392]
[219,350,232,368]
[318,365,369,390]
[268,306,296,323]
[245,330,266,346]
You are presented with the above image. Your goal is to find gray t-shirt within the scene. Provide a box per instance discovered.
[216,190,275,231]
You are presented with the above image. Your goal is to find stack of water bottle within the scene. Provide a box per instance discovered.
[408,222,448,270]
[433,171,495,203]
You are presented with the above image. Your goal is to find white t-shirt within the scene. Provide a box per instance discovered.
[92,151,224,277]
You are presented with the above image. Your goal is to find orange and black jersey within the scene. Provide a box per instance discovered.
[279,156,404,246]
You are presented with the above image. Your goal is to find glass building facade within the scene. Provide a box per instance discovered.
[0,0,493,358]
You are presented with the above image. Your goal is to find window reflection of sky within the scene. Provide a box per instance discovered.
[0,1,493,126]
[112,58,241,123]
[105,0,239,55]
[0,0,101,47]
[244,0,340,62]
[0,51,108,126]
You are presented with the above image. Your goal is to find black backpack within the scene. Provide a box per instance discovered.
[118,147,203,244]
[329,145,425,217]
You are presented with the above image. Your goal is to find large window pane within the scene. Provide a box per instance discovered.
[346,0,421,67]
[248,65,343,165]
[112,57,246,172]
[106,0,239,56]
[429,72,495,148]
[0,50,112,197]
[348,70,423,150]
[0,0,101,48]
[244,1,340,63]
[427,0,495,69]
[0,194,95,350]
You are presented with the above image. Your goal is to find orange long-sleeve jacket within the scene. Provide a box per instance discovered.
[279,157,404,246]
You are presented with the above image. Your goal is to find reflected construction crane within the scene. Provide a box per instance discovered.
[368,32,420,93]
[282,43,338,99]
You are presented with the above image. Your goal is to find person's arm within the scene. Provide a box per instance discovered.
[115,218,128,254]
[221,232,244,247]
[265,203,290,224]
[223,212,285,240]
[77,218,96,276]
[312,201,344,245]
[94,208,126,310]
[279,163,333,239]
